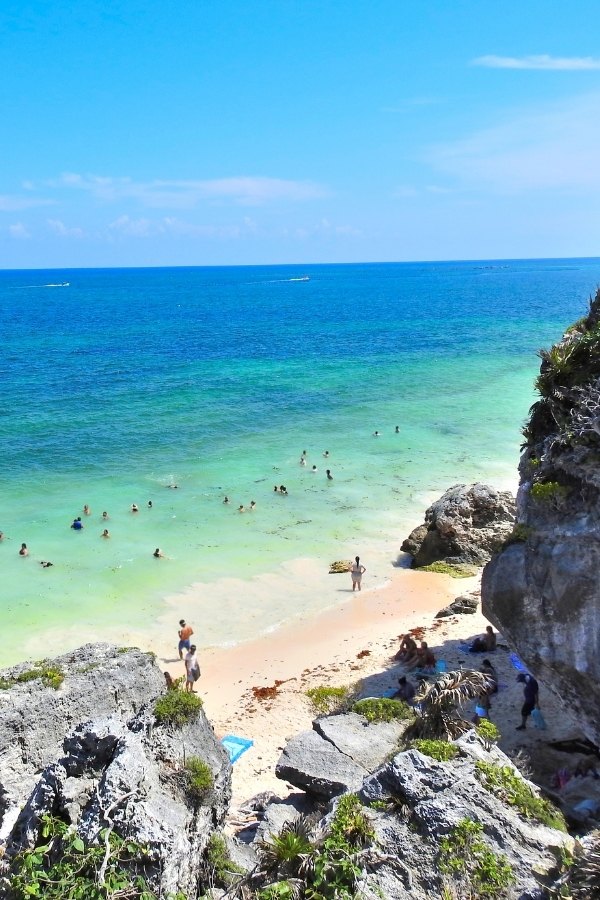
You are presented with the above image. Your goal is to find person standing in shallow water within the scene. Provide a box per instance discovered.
[350,556,366,591]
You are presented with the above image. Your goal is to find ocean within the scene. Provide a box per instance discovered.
[2,258,599,666]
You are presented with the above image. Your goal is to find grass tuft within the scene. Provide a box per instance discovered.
[417,561,479,578]
[352,697,414,723]
[476,761,566,831]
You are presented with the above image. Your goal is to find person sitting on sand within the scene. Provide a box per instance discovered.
[392,675,416,704]
[405,641,435,672]
[394,634,417,662]
[131,503,139,513]
[101,529,110,538]
[470,625,497,653]
[19,543,28,556]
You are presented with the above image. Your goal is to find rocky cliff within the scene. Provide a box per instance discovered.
[483,288,600,747]
[0,644,231,898]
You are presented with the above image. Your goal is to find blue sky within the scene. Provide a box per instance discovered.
[2,1,600,267]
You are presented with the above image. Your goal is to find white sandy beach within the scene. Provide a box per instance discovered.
[157,562,588,819]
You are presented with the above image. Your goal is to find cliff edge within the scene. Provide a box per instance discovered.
[483,288,600,746]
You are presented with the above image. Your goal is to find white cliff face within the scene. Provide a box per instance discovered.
[483,289,600,747]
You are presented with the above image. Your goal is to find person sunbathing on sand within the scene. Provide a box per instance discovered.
[405,641,435,671]
[470,625,496,653]
[394,634,417,662]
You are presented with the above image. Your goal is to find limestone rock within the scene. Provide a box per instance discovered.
[435,590,480,618]
[0,643,231,898]
[482,288,600,747]
[402,483,515,567]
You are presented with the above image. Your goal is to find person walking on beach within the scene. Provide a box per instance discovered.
[178,619,194,659]
[350,556,366,591]
[515,673,539,730]
[184,644,200,692]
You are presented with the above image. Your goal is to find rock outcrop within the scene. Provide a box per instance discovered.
[0,644,231,898]
[402,483,516,567]
[435,588,480,618]
[483,289,600,747]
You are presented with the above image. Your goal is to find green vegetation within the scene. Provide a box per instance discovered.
[413,739,458,761]
[404,670,492,742]
[476,761,566,831]
[530,481,570,507]
[0,660,64,691]
[476,720,501,750]
[501,524,532,549]
[417,561,479,578]
[305,684,353,715]
[184,756,213,800]
[256,795,375,899]
[4,813,160,899]
[203,833,243,889]
[439,818,514,899]
[154,684,202,727]
[368,799,390,811]
[351,697,413,723]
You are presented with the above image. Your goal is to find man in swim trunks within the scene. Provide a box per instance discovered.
[178,619,194,660]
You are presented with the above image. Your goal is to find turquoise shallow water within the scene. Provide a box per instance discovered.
[2,259,600,665]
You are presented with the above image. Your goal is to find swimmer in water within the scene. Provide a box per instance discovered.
[153,548,164,558]
[19,543,28,556]
[102,511,109,520]
[131,504,139,513]
[279,485,288,495]
[83,504,91,515]
[300,456,306,466]
[395,426,400,433]
[311,465,317,473]
[323,450,330,458]
[0,531,4,540]
[326,469,333,480]
[274,485,279,492]
[40,561,53,568]
[101,529,110,538]
[148,500,153,508]
[71,517,83,530]
[238,504,245,513]
[301,449,307,458]
[223,496,230,504]
[250,500,256,510]
[168,483,178,489]
[373,430,380,437]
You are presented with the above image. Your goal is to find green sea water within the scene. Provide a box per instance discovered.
[1,260,599,665]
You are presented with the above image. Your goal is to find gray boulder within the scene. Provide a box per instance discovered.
[436,590,480,618]
[0,643,231,899]
[402,483,515,567]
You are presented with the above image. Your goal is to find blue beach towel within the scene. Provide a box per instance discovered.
[510,653,529,674]
[383,688,397,698]
[435,660,447,673]
[221,735,254,763]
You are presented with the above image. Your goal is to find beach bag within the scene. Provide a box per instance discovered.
[192,663,201,682]
[531,707,546,730]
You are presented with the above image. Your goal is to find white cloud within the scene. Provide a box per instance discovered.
[8,222,30,239]
[428,91,600,193]
[47,218,84,238]
[108,215,164,237]
[51,173,328,208]
[472,54,600,71]
[0,195,54,211]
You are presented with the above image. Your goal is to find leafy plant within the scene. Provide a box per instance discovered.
[4,813,159,899]
[417,561,478,578]
[404,670,493,742]
[413,739,458,761]
[0,661,64,691]
[351,697,413,723]
[258,816,315,881]
[184,756,213,800]
[154,684,202,726]
[476,720,501,750]
[530,481,570,507]
[305,685,354,715]
[203,833,243,889]
[501,524,532,549]
[329,794,374,848]
[439,818,514,899]
[476,761,566,831]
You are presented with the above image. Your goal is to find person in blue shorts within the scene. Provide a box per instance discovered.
[178,619,194,660]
